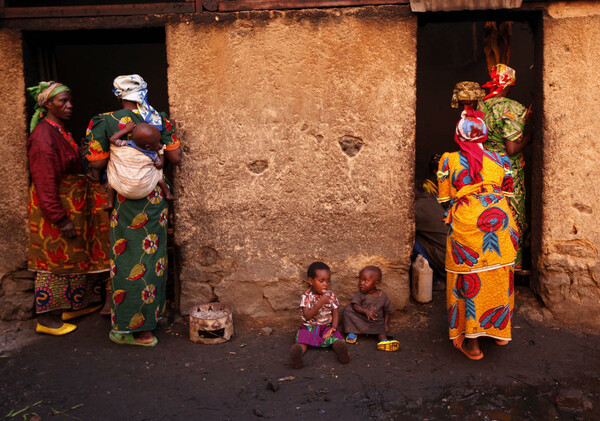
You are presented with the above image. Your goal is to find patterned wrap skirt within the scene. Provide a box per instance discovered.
[109,186,169,333]
[447,266,514,341]
[295,325,344,347]
[29,174,110,313]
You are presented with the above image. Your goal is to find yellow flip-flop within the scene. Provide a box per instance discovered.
[377,339,400,352]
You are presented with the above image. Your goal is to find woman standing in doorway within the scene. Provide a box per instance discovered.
[478,64,530,270]
[27,81,110,335]
[86,75,182,346]
[438,103,518,360]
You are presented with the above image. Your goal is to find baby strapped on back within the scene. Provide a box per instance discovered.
[104,122,175,210]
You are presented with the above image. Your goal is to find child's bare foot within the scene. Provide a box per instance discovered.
[290,344,304,369]
[164,192,176,201]
[332,340,351,364]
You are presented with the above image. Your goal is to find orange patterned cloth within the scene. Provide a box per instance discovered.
[28,174,111,274]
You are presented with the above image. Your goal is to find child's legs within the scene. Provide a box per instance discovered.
[157,179,175,199]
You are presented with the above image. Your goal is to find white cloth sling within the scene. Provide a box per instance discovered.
[107,144,163,200]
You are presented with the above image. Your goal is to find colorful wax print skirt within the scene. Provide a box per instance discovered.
[28,174,111,274]
[34,272,104,313]
[295,325,344,348]
[109,186,169,333]
[447,266,514,341]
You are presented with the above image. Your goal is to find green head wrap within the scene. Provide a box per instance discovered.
[26,81,70,133]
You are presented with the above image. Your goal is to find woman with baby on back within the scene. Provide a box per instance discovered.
[289,262,351,369]
[85,74,182,346]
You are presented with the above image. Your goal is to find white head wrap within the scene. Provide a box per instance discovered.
[112,74,163,131]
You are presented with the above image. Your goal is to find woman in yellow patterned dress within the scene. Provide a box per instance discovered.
[438,105,518,360]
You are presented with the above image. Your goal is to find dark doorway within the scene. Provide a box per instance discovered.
[416,12,542,279]
[22,28,180,308]
[22,28,168,141]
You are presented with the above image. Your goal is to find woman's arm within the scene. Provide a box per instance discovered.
[505,133,530,156]
[89,157,109,170]
[164,147,182,165]
[28,129,75,237]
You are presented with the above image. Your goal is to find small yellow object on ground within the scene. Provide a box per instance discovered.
[377,339,400,352]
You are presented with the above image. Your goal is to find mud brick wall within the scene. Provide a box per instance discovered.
[0,30,28,276]
[167,8,417,319]
[536,2,600,327]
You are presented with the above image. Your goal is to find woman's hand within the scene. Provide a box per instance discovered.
[60,221,76,238]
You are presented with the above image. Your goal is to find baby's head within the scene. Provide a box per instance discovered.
[307,261,331,295]
[132,123,161,152]
[358,265,382,294]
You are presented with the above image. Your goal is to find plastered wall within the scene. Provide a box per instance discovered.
[0,29,28,276]
[167,8,417,320]
[536,1,600,327]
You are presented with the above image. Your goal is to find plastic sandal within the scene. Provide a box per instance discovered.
[36,322,77,336]
[109,331,158,347]
[377,339,400,352]
[453,335,483,360]
[61,304,102,321]
[345,333,357,344]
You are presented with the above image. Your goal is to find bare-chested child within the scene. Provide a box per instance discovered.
[104,122,175,211]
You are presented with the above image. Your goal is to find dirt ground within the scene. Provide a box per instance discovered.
[1,287,599,421]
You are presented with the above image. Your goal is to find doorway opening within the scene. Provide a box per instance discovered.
[415,11,543,285]
[22,28,181,309]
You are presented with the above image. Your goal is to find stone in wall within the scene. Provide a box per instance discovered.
[0,270,34,321]
[167,7,416,321]
[537,4,600,328]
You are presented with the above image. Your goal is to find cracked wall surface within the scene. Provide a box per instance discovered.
[536,2,600,327]
[167,8,417,320]
[0,30,28,277]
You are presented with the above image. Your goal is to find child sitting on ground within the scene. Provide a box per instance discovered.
[104,121,175,210]
[342,265,399,351]
[289,262,351,369]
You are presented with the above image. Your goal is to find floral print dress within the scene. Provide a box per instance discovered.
[478,97,528,269]
[438,150,518,341]
[85,109,180,333]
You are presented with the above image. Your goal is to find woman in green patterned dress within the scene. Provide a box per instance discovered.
[86,75,182,346]
[478,64,530,270]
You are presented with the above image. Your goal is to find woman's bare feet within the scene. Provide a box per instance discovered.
[133,330,155,344]
[100,288,111,316]
[453,335,483,360]
[38,311,64,328]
